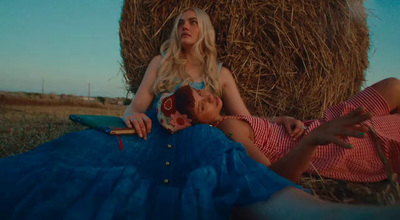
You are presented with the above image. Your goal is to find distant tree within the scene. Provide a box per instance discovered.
[123,99,131,105]
[96,96,106,104]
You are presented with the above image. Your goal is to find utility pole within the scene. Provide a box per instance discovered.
[42,80,45,94]
[88,83,91,99]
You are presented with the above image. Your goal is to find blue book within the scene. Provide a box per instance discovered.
[69,114,136,135]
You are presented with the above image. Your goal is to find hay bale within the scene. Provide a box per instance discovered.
[119,0,369,119]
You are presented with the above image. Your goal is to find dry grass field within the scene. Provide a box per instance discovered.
[0,105,125,157]
[0,92,125,157]
[0,91,399,206]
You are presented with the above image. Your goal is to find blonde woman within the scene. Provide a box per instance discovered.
[123,7,250,140]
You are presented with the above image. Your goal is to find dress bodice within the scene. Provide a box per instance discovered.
[152,81,205,110]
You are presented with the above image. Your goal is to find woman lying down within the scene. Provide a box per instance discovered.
[156,78,400,219]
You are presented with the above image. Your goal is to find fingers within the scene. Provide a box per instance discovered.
[125,113,152,140]
[288,119,306,140]
[337,128,366,139]
[306,107,374,149]
[281,117,307,140]
[124,115,133,128]
[349,112,371,125]
[352,124,370,133]
[284,123,293,136]
[330,137,353,149]
[342,107,372,125]
[291,125,306,140]
[143,116,152,134]
[131,118,146,139]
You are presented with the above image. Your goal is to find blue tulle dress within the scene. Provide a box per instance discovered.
[0,82,300,220]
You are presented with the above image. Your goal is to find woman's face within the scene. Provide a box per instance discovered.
[177,10,200,48]
[190,88,222,124]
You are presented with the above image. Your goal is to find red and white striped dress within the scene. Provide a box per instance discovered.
[218,87,400,182]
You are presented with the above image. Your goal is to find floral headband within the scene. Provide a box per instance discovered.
[156,93,192,134]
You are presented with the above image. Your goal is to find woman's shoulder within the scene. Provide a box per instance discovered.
[151,55,163,63]
[219,66,231,76]
[219,117,249,131]
[219,66,234,86]
[146,55,163,71]
[218,117,253,142]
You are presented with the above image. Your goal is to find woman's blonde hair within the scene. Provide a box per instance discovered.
[152,7,222,97]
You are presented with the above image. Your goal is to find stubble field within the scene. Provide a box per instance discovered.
[0,92,125,157]
[1,92,399,206]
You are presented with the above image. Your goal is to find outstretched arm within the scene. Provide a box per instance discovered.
[270,107,371,182]
[219,119,271,167]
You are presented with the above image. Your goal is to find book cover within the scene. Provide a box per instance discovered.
[69,114,136,135]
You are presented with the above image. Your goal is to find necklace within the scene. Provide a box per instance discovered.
[212,116,230,128]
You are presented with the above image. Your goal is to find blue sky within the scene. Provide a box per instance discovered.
[0,0,399,98]
[0,0,125,98]
[364,0,400,87]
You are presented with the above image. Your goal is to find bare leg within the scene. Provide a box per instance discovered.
[233,187,400,220]
[370,77,400,113]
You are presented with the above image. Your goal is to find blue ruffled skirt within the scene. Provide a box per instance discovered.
[0,110,299,220]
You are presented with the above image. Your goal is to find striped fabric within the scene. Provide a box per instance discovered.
[220,87,400,182]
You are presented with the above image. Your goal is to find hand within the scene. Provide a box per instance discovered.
[305,107,371,148]
[281,117,306,140]
[123,111,152,140]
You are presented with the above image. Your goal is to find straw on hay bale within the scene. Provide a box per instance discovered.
[119,0,369,119]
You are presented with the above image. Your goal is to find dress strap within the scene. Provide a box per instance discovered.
[218,62,223,72]
[172,62,223,92]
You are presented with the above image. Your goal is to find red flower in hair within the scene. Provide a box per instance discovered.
[170,112,191,130]
[161,95,176,117]
[157,92,192,134]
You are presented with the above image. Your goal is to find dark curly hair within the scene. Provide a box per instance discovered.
[174,85,201,124]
